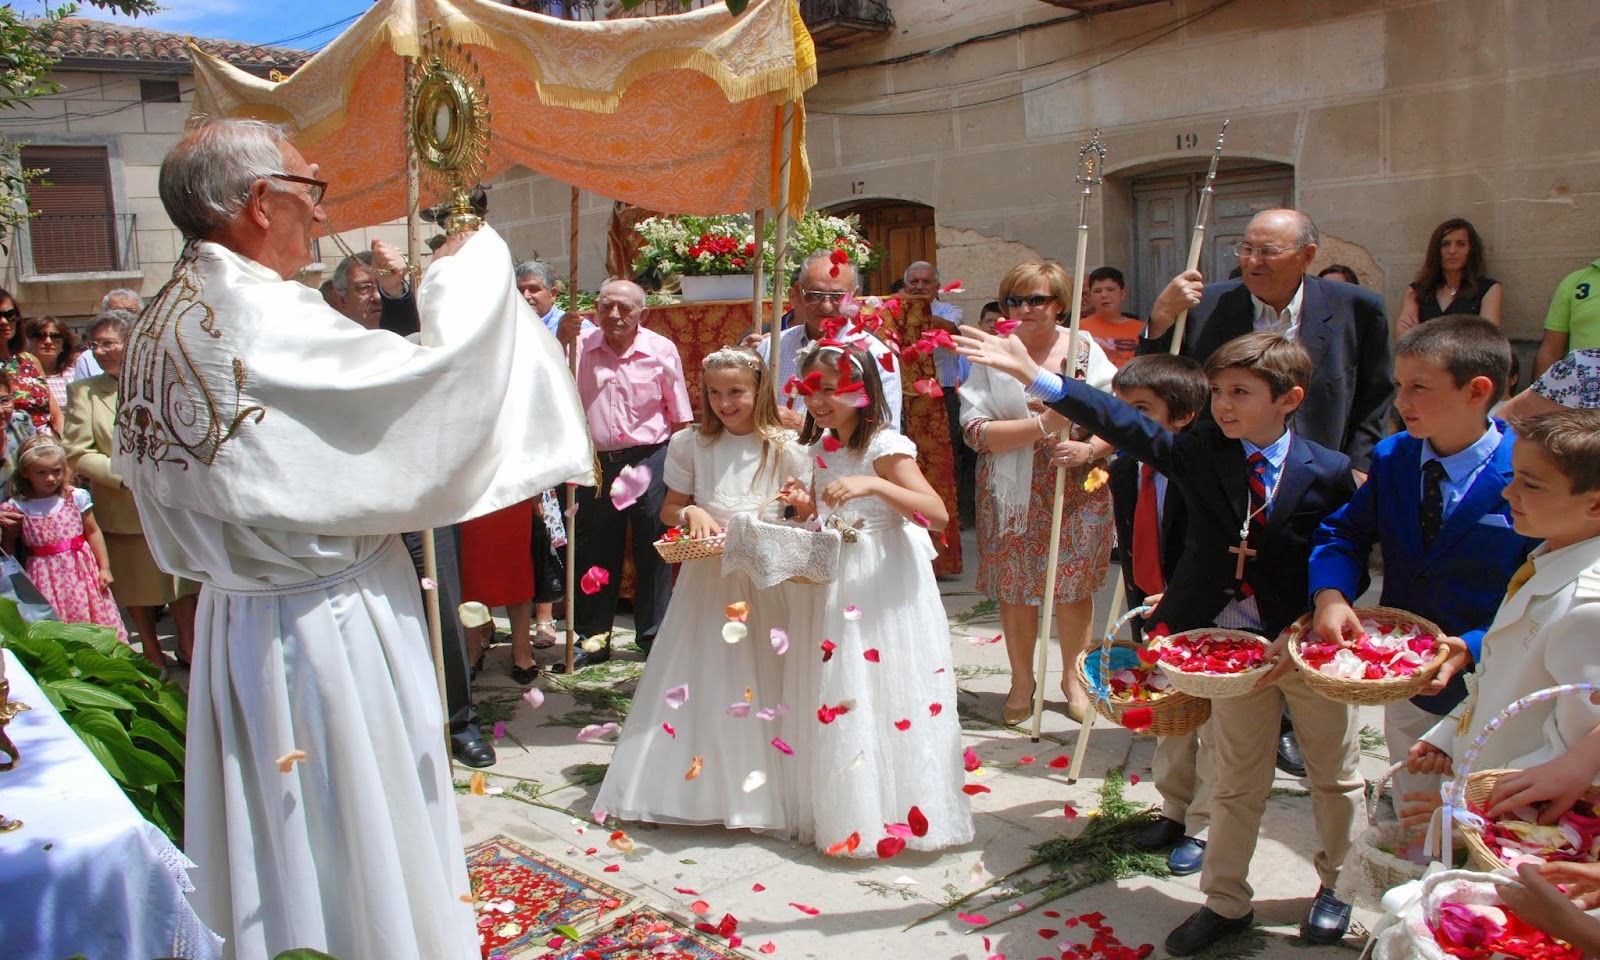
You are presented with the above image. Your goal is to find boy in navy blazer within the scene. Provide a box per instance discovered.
[1308,316,1534,812]
[955,327,1362,955]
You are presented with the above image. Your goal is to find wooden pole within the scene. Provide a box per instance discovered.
[565,184,581,676]
[1029,133,1104,743]
[766,103,794,398]
[750,207,766,341]
[1168,121,1228,355]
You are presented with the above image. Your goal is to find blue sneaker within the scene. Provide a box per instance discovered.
[1167,837,1206,876]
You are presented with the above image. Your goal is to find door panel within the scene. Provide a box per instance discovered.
[831,200,935,296]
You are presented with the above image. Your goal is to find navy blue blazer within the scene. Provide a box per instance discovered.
[1046,378,1356,639]
[1139,275,1394,473]
[1110,454,1187,639]
[1307,425,1535,714]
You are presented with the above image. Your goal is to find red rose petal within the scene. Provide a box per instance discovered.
[822,435,842,453]
[759,943,777,955]
[752,883,766,892]
[1120,707,1154,732]
[908,805,929,837]
[604,864,621,872]
[691,899,711,914]
[1063,802,1079,820]
[929,703,943,716]
[893,719,911,731]
[1048,756,1070,769]
[964,747,981,772]
[876,836,906,858]
[1019,756,1036,764]
[962,784,991,795]
[863,649,881,663]
[789,902,820,915]
[1130,774,1141,785]
[820,639,836,662]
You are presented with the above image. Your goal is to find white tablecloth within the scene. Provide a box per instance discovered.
[0,649,223,960]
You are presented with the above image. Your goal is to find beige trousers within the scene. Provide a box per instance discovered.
[1154,719,1214,839]
[1199,668,1364,918]
[1385,697,1444,816]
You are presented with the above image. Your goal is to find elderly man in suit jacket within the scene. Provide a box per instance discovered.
[1139,209,1394,479]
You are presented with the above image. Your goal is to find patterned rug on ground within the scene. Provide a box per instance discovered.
[468,834,631,959]
[545,908,747,960]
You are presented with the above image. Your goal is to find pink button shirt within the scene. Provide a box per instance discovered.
[576,326,693,451]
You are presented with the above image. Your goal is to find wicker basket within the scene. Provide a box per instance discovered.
[1286,605,1450,706]
[1076,605,1210,738]
[1338,763,1435,909]
[653,533,725,565]
[1150,628,1270,699]
[1438,682,1600,871]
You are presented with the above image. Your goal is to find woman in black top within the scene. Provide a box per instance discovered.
[1395,217,1503,337]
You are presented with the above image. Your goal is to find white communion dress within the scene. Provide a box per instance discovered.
[782,429,974,855]
[595,426,817,830]
[112,227,593,960]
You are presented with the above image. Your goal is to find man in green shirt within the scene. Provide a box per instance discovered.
[1535,257,1600,379]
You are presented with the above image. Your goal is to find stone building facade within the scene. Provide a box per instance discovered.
[489,0,1600,354]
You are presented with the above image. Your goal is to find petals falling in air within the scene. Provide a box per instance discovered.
[609,463,652,510]
[663,684,690,709]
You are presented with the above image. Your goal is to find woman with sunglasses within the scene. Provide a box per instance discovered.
[0,289,61,436]
[28,316,80,417]
[957,261,1118,725]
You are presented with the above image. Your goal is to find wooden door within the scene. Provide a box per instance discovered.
[831,200,935,296]
[1129,165,1293,316]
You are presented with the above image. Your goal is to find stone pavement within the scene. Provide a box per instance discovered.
[457,527,1393,960]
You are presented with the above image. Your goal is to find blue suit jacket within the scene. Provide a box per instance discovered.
[1046,378,1356,639]
[1308,425,1535,714]
[1140,275,1394,472]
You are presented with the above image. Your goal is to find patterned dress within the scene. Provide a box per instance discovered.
[3,487,125,639]
[4,354,54,434]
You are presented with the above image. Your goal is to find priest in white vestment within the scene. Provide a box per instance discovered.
[111,118,594,960]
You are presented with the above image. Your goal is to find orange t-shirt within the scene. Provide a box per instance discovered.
[1081,314,1143,368]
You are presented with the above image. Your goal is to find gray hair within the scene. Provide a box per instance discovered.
[1293,211,1321,249]
[598,277,646,309]
[99,288,141,312]
[902,260,938,282]
[159,118,294,240]
[515,260,557,287]
[88,308,138,341]
[789,250,858,289]
[331,251,374,295]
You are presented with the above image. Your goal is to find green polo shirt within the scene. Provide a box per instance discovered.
[1545,258,1600,351]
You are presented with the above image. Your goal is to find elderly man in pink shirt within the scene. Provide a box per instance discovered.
[558,278,693,671]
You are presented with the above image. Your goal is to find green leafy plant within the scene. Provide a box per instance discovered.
[0,599,186,845]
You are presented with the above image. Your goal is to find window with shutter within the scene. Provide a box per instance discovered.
[21,145,118,274]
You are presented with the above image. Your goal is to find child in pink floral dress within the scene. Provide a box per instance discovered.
[1,435,124,639]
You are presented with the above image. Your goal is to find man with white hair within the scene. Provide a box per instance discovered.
[73,287,143,378]
[113,118,593,959]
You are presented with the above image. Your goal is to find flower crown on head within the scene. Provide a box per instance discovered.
[701,346,763,373]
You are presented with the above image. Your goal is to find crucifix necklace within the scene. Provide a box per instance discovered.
[1229,463,1283,581]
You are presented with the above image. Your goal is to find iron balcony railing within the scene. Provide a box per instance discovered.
[20,213,139,276]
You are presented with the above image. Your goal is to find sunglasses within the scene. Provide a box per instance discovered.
[0,308,18,321]
[36,333,63,341]
[1003,295,1056,309]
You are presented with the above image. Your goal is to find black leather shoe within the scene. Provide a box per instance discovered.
[452,737,496,768]
[1300,886,1351,944]
[1137,815,1186,851]
[1167,837,1206,876]
[509,662,540,685]
[549,646,611,674]
[1165,908,1254,957]
[1276,730,1307,777]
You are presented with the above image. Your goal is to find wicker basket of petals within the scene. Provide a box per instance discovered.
[1148,628,1271,699]
[1286,606,1449,706]
[1075,606,1209,737]
[653,528,725,564]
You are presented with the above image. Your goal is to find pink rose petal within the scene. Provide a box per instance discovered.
[771,737,795,756]
[522,687,545,709]
[770,627,789,655]
[609,463,653,510]
[843,605,862,621]
[664,684,690,709]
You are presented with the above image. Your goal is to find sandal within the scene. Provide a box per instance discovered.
[533,620,559,649]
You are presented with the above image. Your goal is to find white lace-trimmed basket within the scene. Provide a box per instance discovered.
[1338,762,1444,910]
[1371,868,1523,960]
[720,496,841,588]
[1432,682,1600,871]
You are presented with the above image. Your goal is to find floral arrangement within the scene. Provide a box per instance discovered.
[1429,901,1583,960]
[1474,797,1600,866]
[631,211,878,285]
[1298,619,1438,680]
[1155,631,1267,674]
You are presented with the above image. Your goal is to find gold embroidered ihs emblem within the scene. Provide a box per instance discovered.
[117,243,265,469]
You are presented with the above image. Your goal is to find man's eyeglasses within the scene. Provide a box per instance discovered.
[88,339,121,349]
[799,290,849,304]
[1232,241,1303,260]
[1003,294,1056,309]
[269,173,328,206]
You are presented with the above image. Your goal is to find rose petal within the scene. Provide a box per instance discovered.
[894,719,911,731]
[722,621,748,644]
[863,648,881,663]
[958,912,990,925]
[822,435,842,453]
[962,784,991,795]
[770,627,789,655]
[840,750,866,772]
[771,737,795,756]
[742,770,767,793]
[843,605,862,621]
[759,942,777,954]
[820,639,837,661]
[1048,756,1070,769]
[911,510,931,528]
[607,829,634,854]
[609,463,653,510]
[1063,802,1078,820]
[876,836,907,859]
[726,702,752,718]
[725,601,750,623]
[964,748,982,772]
[909,805,929,837]
[469,771,487,795]
[816,455,828,470]
[663,684,690,709]
[662,722,676,738]
[275,748,309,773]
[685,755,704,780]
[691,899,712,915]
[420,576,438,591]
[929,703,943,716]
[994,318,1021,336]
[789,903,820,916]
[576,722,620,742]
[1120,706,1155,732]
[580,565,611,595]
[603,863,620,872]
[1130,774,1141,785]
[885,822,914,839]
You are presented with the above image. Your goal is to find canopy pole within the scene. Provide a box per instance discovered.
[565,184,581,677]
[403,53,449,746]
[766,103,794,403]
[750,207,767,344]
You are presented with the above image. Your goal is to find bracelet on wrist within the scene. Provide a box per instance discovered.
[1036,415,1050,440]
[678,505,693,527]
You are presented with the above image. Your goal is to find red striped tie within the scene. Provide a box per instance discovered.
[1132,463,1165,596]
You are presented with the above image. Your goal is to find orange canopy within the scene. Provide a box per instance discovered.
[188,0,815,226]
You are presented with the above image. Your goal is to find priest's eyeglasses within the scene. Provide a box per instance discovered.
[1232,241,1303,260]
[1003,295,1056,309]
[269,173,328,206]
